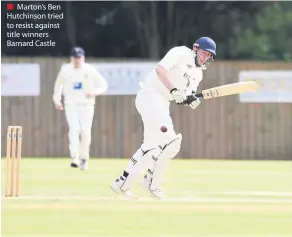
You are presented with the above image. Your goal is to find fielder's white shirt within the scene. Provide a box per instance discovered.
[143,46,204,101]
[53,62,108,106]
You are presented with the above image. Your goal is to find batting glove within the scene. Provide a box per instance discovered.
[170,88,187,104]
[184,93,201,110]
[188,97,201,109]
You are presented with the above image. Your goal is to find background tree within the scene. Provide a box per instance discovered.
[235,2,292,61]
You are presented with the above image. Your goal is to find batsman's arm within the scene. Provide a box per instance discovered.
[92,69,108,95]
[156,65,188,104]
[52,67,65,105]
[156,47,182,91]
[155,65,176,91]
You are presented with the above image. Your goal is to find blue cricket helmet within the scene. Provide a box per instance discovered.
[195,37,216,56]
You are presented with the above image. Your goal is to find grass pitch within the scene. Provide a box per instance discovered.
[2,158,292,237]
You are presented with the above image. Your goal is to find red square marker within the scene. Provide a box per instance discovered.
[7,4,14,10]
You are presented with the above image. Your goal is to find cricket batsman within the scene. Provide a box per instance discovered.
[111,37,216,199]
[53,46,108,170]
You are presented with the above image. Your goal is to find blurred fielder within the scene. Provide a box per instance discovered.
[53,47,108,170]
[111,37,216,199]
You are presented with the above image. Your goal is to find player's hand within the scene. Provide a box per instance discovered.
[85,91,95,98]
[184,93,201,110]
[188,96,201,109]
[55,103,64,111]
[170,88,187,104]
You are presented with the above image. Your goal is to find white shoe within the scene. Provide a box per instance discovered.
[70,157,79,168]
[141,175,165,200]
[110,178,137,199]
[147,188,164,200]
[80,159,88,170]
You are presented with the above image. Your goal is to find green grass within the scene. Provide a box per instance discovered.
[2,158,292,237]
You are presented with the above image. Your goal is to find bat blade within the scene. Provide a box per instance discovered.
[196,81,259,99]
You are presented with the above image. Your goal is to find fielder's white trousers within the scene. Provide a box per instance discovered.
[135,89,176,151]
[64,103,95,160]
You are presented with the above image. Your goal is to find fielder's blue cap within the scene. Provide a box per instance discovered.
[71,47,85,57]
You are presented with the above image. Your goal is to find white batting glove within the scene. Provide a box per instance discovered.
[170,88,187,104]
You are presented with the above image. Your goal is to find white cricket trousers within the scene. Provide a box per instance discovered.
[135,89,176,151]
[64,103,95,160]
[118,89,177,191]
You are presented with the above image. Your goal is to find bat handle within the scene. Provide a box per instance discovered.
[195,92,203,98]
[176,92,204,105]
[177,93,203,105]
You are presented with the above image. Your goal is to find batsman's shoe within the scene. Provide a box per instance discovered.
[110,178,137,199]
[141,175,165,200]
[70,157,79,168]
[80,159,88,170]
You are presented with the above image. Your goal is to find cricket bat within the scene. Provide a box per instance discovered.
[194,81,259,100]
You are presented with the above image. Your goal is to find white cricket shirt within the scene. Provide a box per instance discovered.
[143,46,204,101]
[53,62,108,106]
